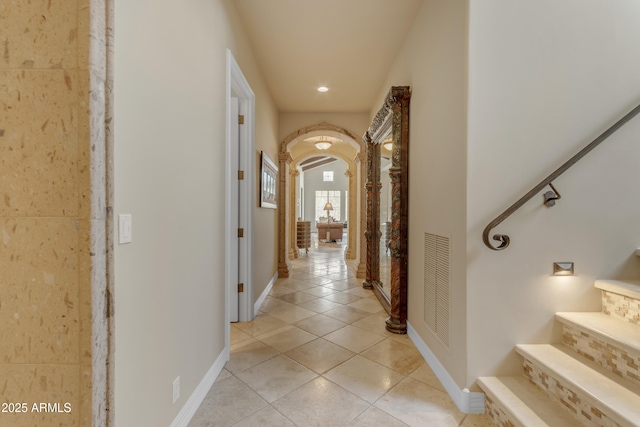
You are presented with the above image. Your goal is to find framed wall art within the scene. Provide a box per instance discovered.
[260,151,278,209]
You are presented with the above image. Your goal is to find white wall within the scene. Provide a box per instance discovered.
[113,1,278,425]
[372,0,470,387]
[302,162,349,224]
[467,0,640,382]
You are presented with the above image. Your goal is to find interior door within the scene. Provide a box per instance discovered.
[229,96,240,322]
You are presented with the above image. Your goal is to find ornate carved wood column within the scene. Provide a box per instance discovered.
[385,88,410,334]
[289,168,300,259]
[355,153,366,278]
[363,133,380,290]
[277,152,293,277]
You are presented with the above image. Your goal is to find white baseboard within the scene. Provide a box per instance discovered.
[169,349,227,427]
[407,322,484,414]
[254,272,278,314]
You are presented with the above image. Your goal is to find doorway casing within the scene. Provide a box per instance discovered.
[225,49,255,353]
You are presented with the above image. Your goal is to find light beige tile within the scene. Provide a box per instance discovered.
[308,276,335,286]
[259,297,293,313]
[323,280,355,291]
[297,297,343,314]
[230,325,252,345]
[347,406,410,427]
[272,377,369,427]
[409,363,446,393]
[0,218,79,364]
[0,70,79,217]
[345,287,375,298]
[324,355,404,403]
[352,314,394,337]
[386,331,415,346]
[268,305,316,323]
[267,286,297,297]
[255,325,316,353]
[0,1,78,68]
[324,326,385,353]
[375,378,464,427]
[323,305,371,324]
[301,286,336,297]
[460,413,497,427]
[233,406,295,427]
[0,364,79,427]
[294,314,347,337]
[226,339,279,374]
[234,313,288,337]
[348,297,384,313]
[324,291,363,305]
[361,338,425,375]
[276,291,318,304]
[282,279,317,291]
[215,368,233,383]
[235,355,317,403]
[285,338,355,374]
[305,275,334,285]
[188,376,266,427]
[289,272,312,281]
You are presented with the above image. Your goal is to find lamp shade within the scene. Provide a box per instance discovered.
[323,202,334,211]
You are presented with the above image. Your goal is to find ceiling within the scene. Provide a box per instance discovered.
[232,0,424,113]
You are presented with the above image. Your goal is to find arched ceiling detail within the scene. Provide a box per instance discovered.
[280,122,364,155]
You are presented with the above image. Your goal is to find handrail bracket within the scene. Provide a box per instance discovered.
[543,183,561,207]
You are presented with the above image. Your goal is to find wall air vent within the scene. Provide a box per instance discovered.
[424,233,451,348]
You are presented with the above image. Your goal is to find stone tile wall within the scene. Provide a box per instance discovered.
[602,291,640,326]
[562,324,640,388]
[0,1,107,425]
[523,358,621,427]
[484,394,516,427]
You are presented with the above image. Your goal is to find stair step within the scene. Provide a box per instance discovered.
[478,376,583,427]
[556,312,640,388]
[555,312,640,352]
[595,279,640,301]
[516,344,640,427]
[595,280,640,327]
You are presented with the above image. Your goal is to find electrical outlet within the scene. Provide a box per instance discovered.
[172,376,180,404]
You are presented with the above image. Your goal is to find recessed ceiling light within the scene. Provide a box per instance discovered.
[317,86,329,93]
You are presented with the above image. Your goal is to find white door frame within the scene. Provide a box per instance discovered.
[225,49,255,355]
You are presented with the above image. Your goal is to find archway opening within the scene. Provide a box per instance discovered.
[277,122,366,279]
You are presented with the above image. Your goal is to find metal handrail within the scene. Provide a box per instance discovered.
[483,102,640,250]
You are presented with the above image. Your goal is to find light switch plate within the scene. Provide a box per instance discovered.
[119,214,132,244]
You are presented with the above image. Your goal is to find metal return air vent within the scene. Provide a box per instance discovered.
[424,233,451,348]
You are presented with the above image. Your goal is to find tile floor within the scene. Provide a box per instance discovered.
[189,235,494,427]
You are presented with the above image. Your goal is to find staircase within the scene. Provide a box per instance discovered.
[478,279,640,427]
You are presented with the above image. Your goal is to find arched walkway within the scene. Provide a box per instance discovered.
[277,122,366,279]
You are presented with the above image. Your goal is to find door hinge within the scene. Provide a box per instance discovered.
[238,170,244,180]
[238,228,244,238]
[238,283,244,293]
[238,115,245,125]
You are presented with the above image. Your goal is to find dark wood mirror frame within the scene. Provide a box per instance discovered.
[363,86,410,334]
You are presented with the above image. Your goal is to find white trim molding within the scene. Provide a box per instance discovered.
[407,322,485,414]
[169,350,227,427]
[255,272,278,314]
[225,48,256,353]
